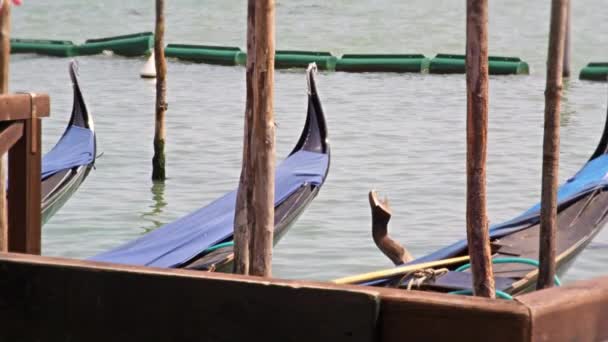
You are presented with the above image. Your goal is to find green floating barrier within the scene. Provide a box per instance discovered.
[10,38,77,57]
[165,44,243,66]
[335,54,429,73]
[77,32,153,57]
[429,53,529,75]
[275,50,337,70]
[579,62,608,82]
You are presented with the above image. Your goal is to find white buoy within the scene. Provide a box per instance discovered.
[140,52,156,78]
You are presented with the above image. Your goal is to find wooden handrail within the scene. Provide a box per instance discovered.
[0,92,50,254]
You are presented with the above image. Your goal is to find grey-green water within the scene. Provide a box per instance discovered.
[11,1,608,282]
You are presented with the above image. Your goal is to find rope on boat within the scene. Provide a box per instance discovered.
[405,268,449,290]
[449,257,562,300]
[204,241,234,253]
[449,289,514,300]
[454,257,562,286]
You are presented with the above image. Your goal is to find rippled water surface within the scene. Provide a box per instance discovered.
[11,1,608,282]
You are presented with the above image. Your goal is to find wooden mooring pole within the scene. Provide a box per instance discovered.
[562,0,571,78]
[465,0,495,298]
[234,0,276,277]
[0,0,10,252]
[152,0,167,181]
[234,0,256,275]
[538,0,569,290]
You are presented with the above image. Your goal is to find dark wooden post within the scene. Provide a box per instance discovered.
[234,0,256,275]
[152,0,167,181]
[0,0,9,252]
[249,0,276,277]
[538,0,569,290]
[465,0,495,298]
[562,1,571,78]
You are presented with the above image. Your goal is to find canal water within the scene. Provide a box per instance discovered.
[11,1,608,282]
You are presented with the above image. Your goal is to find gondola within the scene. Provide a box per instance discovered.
[91,64,330,272]
[338,102,608,297]
[41,61,96,224]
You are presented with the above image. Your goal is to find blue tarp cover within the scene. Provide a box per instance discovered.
[42,126,95,179]
[91,150,329,268]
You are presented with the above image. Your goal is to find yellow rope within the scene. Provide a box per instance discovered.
[331,255,470,285]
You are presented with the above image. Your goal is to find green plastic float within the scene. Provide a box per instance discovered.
[164,44,243,66]
[77,32,153,57]
[274,50,337,70]
[232,50,338,70]
[10,38,77,57]
[429,53,529,75]
[335,54,429,73]
[579,63,608,82]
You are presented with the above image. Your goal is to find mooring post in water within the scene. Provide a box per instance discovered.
[234,0,276,277]
[538,0,569,290]
[152,0,167,181]
[234,0,256,275]
[0,0,10,251]
[249,0,276,277]
[562,0,571,78]
[465,0,495,298]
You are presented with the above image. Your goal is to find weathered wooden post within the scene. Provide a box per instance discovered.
[234,0,256,275]
[152,0,167,181]
[234,0,276,277]
[538,0,569,290]
[0,0,10,251]
[562,1,571,77]
[249,0,276,278]
[465,0,495,298]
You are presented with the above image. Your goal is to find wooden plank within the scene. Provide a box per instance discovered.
[7,118,41,254]
[0,121,23,155]
[518,276,608,342]
[378,289,530,342]
[0,253,380,342]
[0,93,49,122]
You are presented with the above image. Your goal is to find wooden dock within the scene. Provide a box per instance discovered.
[0,251,607,342]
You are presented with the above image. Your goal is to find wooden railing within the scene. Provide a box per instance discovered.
[0,92,49,254]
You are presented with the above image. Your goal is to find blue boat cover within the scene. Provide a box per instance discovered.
[42,126,95,179]
[91,150,329,268]
[364,154,608,285]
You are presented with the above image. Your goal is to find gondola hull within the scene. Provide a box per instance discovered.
[90,64,330,273]
[39,61,96,224]
[41,165,93,224]
[343,100,608,297]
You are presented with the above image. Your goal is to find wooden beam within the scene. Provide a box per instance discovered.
[152,0,167,181]
[538,0,569,290]
[0,93,50,121]
[519,275,608,342]
[249,0,276,277]
[465,0,495,298]
[0,252,379,342]
[379,289,530,342]
[7,118,41,254]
